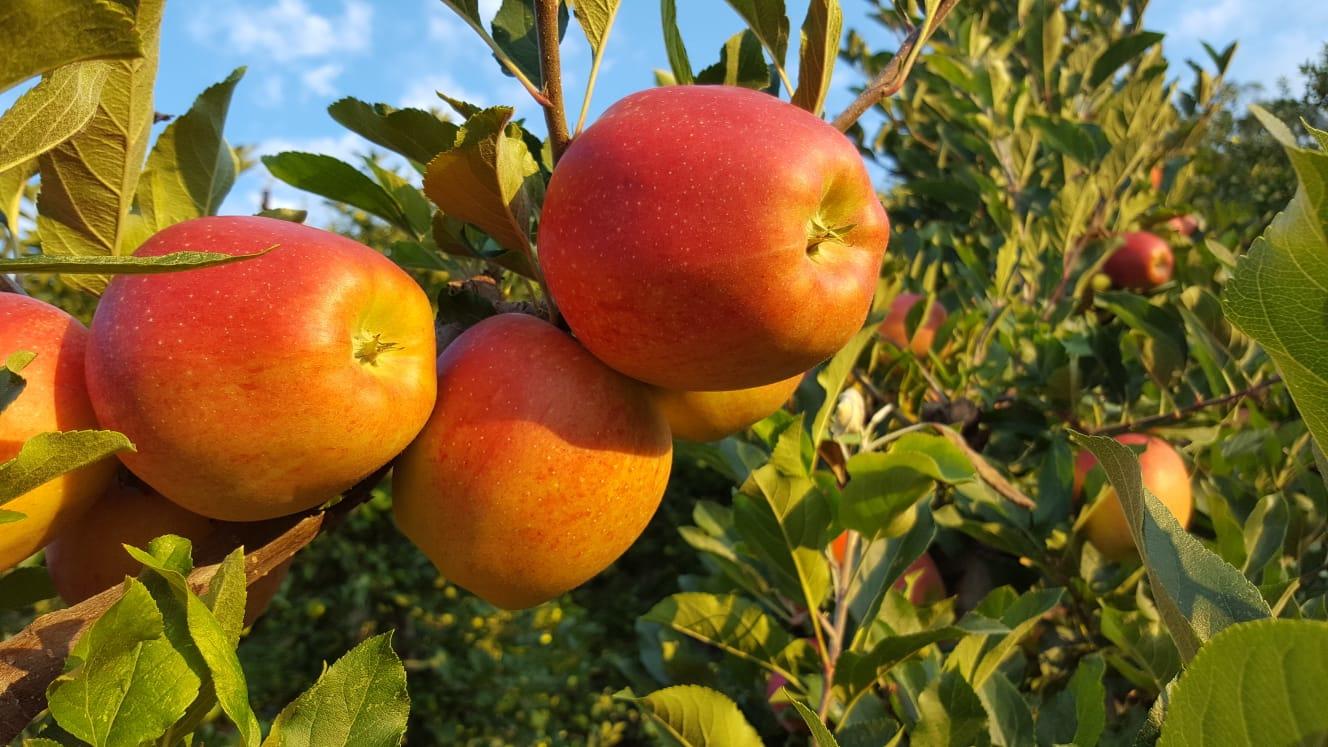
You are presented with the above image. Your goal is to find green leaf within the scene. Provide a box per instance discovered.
[912,669,989,747]
[0,350,35,414]
[811,325,877,446]
[0,430,131,504]
[568,0,621,55]
[0,157,36,232]
[1067,654,1107,747]
[944,587,1063,688]
[0,0,141,93]
[696,30,771,90]
[846,506,937,632]
[328,97,459,166]
[36,0,166,294]
[723,0,790,79]
[0,62,111,174]
[837,717,901,747]
[137,68,245,236]
[126,543,261,745]
[203,549,249,647]
[630,685,763,747]
[490,0,568,88]
[0,565,57,611]
[660,0,694,84]
[641,593,803,680]
[438,0,482,26]
[976,673,1033,747]
[836,623,983,697]
[1159,619,1328,746]
[422,107,540,277]
[840,434,974,535]
[262,633,409,747]
[47,578,201,747]
[0,247,272,275]
[1241,493,1289,581]
[1071,433,1270,661]
[788,697,839,746]
[1026,115,1101,166]
[262,152,411,232]
[1087,32,1165,89]
[1222,109,1328,454]
[790,0,841,115]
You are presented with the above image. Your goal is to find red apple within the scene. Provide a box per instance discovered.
[85,216,437,521]
[653,373,801,442]
[46,480,290,626]
[0,295,115,570]
[1074,433,1193,560]
[1149,165,1164,191]
[1166,214,1199,237]
[879,293,948,357]
[539,85,890,391]
[1103,232,1174,290]
[392,314,673,610]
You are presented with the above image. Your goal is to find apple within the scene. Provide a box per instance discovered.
[653,373,801,442]
[85,216,437,521]
[0,295,115,570]
[879,292,948,358]
[539,85,890,392]
[829,532,945,604]
[1166,214,1199,237]
[45,480,290,626]
[1074,433,1194,561]
[1102,231,1174,290]
[1149,165,1164,191]
[392,313,673,610]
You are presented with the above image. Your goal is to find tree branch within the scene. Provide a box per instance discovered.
[1090,376,1284,436]
[536,0,572,163]
[831,0,963,132]
[0,465,390,741]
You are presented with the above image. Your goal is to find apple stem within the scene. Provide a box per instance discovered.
[535,0,572,164]
[354,333,402,366]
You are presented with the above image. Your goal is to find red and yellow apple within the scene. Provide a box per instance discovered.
[393,314,673,610]
[539,85,890,392]
[1166,214,1199,237]
[45,481,290,626]
[830,532,945,604]
[654,374,801,442]
[0,295,115,570]
[879,292,948,358]
[1103,231,1174,290]
[85,216,437,521]
[1074,433,1193,560]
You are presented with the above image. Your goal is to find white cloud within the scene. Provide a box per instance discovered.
[254,131,364,162]
[399,71,528,116]
[255,75,285,107]
[300,63,344,96]
[190,0,373,62]
[1173,0,1242,40]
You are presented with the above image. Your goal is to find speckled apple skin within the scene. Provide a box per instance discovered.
[0,295,114,570]
[86,216,437,521]
[46,480,290,626]
[392,314,673,610]
[654,373,801,442]
[1104,231,1174,290]
[539,85,890,391]
[1074,433,1194,560]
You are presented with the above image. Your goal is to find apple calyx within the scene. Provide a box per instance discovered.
[805,216,857,258]
[354,333,402,366]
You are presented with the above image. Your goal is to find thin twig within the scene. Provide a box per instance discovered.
[573,5,621,135]
[536,0,572,163]
[1090,376,1284,436]
[831,0,963,132]
[445,6,552,108]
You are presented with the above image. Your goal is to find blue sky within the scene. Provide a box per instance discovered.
[19,1,1328,222]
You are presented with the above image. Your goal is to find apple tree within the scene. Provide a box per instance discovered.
[1,0,1326,745]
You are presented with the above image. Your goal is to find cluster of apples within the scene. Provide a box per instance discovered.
[0,86,891,612]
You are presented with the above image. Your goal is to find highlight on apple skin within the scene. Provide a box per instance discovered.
[1073,433,1194,561]
[539,85,890,392]
[879,292,948,358]
[1102,231,1174,290]
[85,216,438,522]
[0,294,115,571]
[653,374,802,443]
[392,313,674,610]
[45,480,291,626]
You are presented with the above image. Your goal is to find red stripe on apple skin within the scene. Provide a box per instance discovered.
[540,85,890,392]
